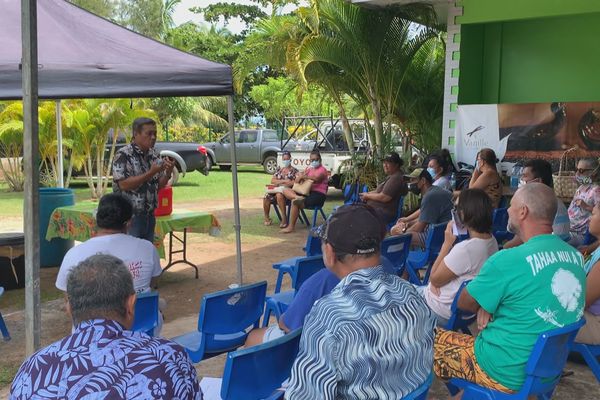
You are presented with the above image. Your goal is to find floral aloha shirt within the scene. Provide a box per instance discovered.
[265,166,298,201]
[10,319,202,400]
[112,143,164,214]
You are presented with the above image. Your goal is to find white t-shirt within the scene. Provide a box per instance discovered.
[433,175,452,191]
[424,236,498,319]
[56,233,162,294]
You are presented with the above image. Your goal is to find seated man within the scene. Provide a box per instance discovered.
[245,268,340,346]
[56,193,162,295]
[503,158,570,248]
[391,168,453,246]
[56,193,164,333]
[11,254,202,399]
[359,152,408,224]
[434,183,586,395]
[285,204,435,399]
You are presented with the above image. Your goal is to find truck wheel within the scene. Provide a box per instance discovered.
[219,165,232,171]
[168,168,179,186]
[263,156,278,174]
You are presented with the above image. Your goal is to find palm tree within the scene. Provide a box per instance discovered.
[235,0,442,156]
[0,102,25,191]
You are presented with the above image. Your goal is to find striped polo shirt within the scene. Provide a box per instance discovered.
[285,265,435,399]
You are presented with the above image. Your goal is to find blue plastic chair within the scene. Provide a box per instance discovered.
[446,319,585,399]
[131,291,159,336]
[444,280,476,334]
[299,206,327,227]
[220,328,302,400]
[387,196,406,231]
[381,234,411,276]
[406,222,447,285]
[583,228,597,246]
[172,281,267,363]
[0,287,10,341]
[343,183,369,204]
[492,208,514,247]
[262,256,325,327]
[402,373,433,400]
[571,342,600,382]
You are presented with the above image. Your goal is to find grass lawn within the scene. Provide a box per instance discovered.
[0,166,344,310]
[0,166,273,219]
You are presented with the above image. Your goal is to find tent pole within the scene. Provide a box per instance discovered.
[227,96,243,285]
[22,0,41,354]
[56,100,64,188]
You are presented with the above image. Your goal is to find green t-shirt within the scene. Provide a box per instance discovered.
[468,234,586,390]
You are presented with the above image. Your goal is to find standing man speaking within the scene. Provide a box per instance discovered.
[112,117,174,242]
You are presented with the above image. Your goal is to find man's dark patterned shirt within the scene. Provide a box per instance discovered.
[10,319,203,399]
[112,143,163,214]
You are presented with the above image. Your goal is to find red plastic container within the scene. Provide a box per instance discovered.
[155,186,173,216]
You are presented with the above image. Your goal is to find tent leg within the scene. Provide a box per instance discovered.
[56,100,64,188]
[22,0,41,355]
[228,96,243,285]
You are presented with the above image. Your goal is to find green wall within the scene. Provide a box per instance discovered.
[458,12,600,104]
[458,0,600,24]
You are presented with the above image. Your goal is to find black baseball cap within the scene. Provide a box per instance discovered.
[311,204,385,255]
[382,152,403,165]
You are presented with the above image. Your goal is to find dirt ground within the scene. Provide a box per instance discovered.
[0,194,599,398]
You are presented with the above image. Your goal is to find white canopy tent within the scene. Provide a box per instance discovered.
[5,0,244,353]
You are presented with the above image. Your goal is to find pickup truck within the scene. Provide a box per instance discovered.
[201,129,314,174]
[85,139,210,185]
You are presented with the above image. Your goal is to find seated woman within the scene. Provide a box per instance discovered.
[263,151,298,227]
[420,188,498,326]
[281,150,328,233]
[568,158,600,248]
[575,203,600,345]
[463,148,502,208]
[427,154,452,191]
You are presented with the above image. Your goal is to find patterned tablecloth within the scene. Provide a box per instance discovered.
[45,202,221,258]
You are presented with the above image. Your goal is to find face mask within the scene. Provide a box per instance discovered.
[518,179,526,188]
[576,174,592,185]
[311,160,320,168]
[408,182,420,195]
[282,160,291,168]
[427,167,437,179]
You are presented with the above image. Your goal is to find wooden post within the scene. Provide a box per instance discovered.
[22,0,41,354]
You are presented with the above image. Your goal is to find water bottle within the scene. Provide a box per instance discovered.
[450,173,456,190]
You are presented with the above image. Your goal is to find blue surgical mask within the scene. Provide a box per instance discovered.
[282,160,291,167]
[576,174,592,185]
[427,167,437,179]
[311,160,320,168]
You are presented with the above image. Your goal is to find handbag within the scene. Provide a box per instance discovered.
[553,147,578,198]
[292,179,313,196]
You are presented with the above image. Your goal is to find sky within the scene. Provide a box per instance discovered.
[173,0,299,34]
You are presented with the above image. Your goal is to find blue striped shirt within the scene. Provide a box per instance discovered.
[285,265,435,399]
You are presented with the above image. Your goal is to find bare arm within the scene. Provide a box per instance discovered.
[586,261,600,309]
[117,158,173,191]
[457,287,481,313]
[429,223,458,287]
[150,276,160,290]
[502,236,523,249]
[470,170,497,190]
[407,220,427,234]
[360,192,392,203]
